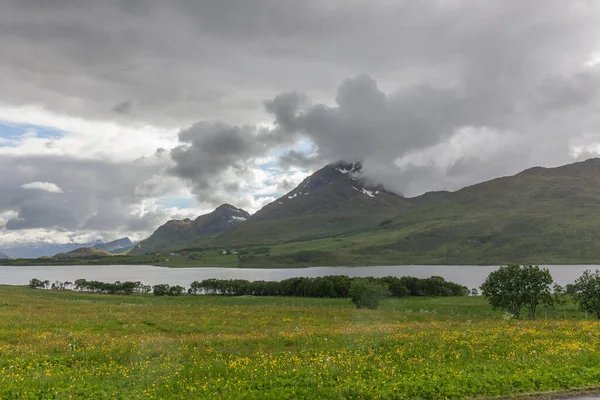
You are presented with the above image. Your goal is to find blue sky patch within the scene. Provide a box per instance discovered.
[270,139,313,157]
[259,159,278,169]
[0,121,65,146]
[158,196,197,210]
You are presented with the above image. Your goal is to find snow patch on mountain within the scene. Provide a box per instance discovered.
[352,186,376,198]
[362,188,375,198]
[282,191,309,201]
[334,166,351,174]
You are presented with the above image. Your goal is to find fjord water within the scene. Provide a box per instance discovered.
[0,264,592,288]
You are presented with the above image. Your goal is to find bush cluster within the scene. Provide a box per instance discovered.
[188,275,468,298]
[29,278,151,294]
[151,284,185,296]
[29,275,468,302]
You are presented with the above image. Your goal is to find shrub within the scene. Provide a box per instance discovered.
[349,279,390,309]
[153,284,170,296]
[28,278,45,289]
[169,285,185,296]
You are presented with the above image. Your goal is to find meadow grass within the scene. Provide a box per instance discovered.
[0,286,599,399]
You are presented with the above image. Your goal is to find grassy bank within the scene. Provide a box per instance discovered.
[0,251,241,268]
[6,230,600,267]
[1,286,599,399]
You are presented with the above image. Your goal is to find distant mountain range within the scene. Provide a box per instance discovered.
[0,237,133,259]
[0,241,103,259]
[0,252,8,260]
[130,158,600,265]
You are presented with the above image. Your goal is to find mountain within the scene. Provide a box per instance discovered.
[0,252,9,260]
[208,157,600,266]
[213,162,410,246]
[360,157,600,264]
[94,237,133,253]
[130,204,250,254]
[55,247,113,259]
[0,240,103,259]
[127,157,600,265]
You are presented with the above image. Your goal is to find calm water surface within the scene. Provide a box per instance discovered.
[0,264,593,288]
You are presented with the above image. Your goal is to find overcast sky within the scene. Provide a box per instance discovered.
[1,0,600,246]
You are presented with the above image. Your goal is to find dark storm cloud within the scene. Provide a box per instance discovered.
[3,0,596,128]
[169,121,296,202]
[263,69,600,194]
[67,0,581,196]
[272,75,469,164]
[170,63,600,198]
[277,150,320,170]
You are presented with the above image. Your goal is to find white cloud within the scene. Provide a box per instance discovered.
[585,53,600,68]
[21,181,64,193]
[0,105,178,161]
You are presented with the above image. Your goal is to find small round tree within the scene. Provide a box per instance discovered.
[349,279,390,309]
[168,285,185,296]
[152,284,170,296]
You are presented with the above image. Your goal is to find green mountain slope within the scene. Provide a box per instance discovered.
[212,162,411,246]
[360,158,600,264]
[130,204,250,255]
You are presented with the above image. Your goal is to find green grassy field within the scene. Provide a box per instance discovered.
[1,286,600,399]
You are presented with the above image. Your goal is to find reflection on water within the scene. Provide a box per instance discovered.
[0,264,594,288]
